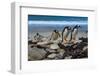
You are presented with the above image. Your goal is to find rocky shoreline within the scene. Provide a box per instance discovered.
[28,37,88,61]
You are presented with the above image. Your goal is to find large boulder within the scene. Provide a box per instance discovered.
[28,46,47,61]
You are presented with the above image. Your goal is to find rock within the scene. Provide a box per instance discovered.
[28,40,33,44]
[45,48,56,53]
[41,37,50,42]
[37,41,49,45]
[64,56,72,59]
[56,49,65,59]
[50,43,59,50]
[79,37,88,42]
[28,47,47,60]
[58,43,66,49]
[47,53,57,59]
[59,50,65,57]
[83,46,87,51]
[57,48,65,52]
[28,56,31,61]
[51,39,62,44]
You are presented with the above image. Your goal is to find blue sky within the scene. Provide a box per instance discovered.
[28,15,88,26]
[28,15,88,32]
[28,15,87,21]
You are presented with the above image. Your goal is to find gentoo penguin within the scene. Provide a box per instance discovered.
[34,33,39,40]
[50,30,60,41]
[62,26,72,44]
[34,33,44,41]
[71,25,80,43]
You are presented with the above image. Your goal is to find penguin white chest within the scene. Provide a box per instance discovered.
[63,29,68,37]
[67,30,72,41]
[72,28,78,41]
[63,29,71,41]
[73,29,78,35]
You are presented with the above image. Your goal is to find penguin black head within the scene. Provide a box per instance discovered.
[78,25,80,28]
[36,33,39,35]
[68,26,71,30]
[72,25,80,31]
[79,25,80,27]
[64,26,71,30]
[73,25,80,29]
[74,25,78,28]
[53,30,57,33]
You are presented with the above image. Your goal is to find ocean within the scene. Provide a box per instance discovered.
[28,24,88,33]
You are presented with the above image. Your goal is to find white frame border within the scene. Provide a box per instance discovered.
[11,2,97,74]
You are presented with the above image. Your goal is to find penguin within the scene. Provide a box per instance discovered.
[62,26,72,44]
[34,33,44,41]
[71,25,80,43]
[34,33,39,41]
[50,30,60,40]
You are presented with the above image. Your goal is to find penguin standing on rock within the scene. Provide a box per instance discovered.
[62,26,72,44]
[71,25,80,43]
[34,33,44,41]
[50,30,60,41]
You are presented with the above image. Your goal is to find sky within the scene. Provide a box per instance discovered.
[28,15,87,21]
[28,15,88,26]
[28,15,88,32]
